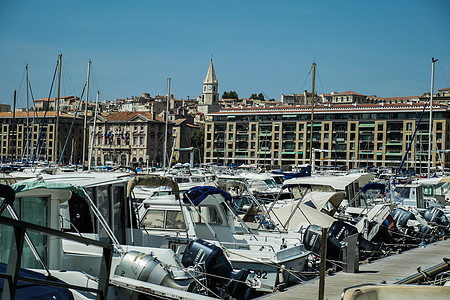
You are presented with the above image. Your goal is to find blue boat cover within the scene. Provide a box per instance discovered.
[0,262,74,299]
[272,165,311,179]
[183,186,232,206]
[361,183,386,193]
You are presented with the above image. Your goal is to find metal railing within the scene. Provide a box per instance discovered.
[0,215,113,300]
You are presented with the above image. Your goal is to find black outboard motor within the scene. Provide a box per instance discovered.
[391,208,415,228]
[182,239,253,300]
[303,221,381,262]
[424,207,450,228]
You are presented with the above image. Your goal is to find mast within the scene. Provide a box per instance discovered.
[309,62,316,165]
[82,60,91,167]
[88,90,100,171]
[163,78,171,172]
[10,90,17,163]
[427,57,438,178]
[25,64,30,162]
[54,54,62,165]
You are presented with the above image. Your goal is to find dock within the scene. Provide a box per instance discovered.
[260,238,450,300]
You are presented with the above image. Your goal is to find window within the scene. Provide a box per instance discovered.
[192,206,222,225]
[251,124,256,131]
[140,136,144,145]
[141,209,186,230]
[142,210,165,228]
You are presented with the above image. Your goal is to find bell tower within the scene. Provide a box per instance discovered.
[198,59,220,115]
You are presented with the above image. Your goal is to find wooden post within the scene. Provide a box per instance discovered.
[318,227,327,300]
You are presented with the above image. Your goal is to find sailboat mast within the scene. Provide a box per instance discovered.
[163,78,171,171]
[309,62,316,165]
[11,90,17,163]
[55,54,62,165]
[88,90,100,171]
[82,60,91,167]
[26,64,30,162]
[427,57,438,178]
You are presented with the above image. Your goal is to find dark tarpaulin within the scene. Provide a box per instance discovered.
[0,262,74,299]
[272,165,311,180]
[183,186,232,206]
[361,182,386,193]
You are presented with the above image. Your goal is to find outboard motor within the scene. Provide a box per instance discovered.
[115,251,195,299]
[182,239,254,300]
[391,208,415,228]
[303,221,381,262]
[424,207,450,227]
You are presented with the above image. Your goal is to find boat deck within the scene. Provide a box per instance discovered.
[260,238,450,300]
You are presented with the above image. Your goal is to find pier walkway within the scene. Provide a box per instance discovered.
[260,238,450,300]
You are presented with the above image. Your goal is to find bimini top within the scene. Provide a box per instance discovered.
[11,181,83,196]
[182,186,232,206]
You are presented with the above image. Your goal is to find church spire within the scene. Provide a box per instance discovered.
[204,59,218,84]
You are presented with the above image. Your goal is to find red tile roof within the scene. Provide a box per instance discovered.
[103,111,163,122]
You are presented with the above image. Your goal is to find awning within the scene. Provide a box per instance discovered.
[227,115,236,118]
[359,123,375,127]
[385,152,403,156]
[282,114,297,118]
[282,151,295,154]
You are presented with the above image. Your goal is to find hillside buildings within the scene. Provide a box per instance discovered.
[1,59,449,171]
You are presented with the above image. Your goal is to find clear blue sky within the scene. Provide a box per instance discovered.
[1,0,449,108]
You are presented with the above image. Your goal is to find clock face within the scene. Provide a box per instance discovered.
[207,85,212,90]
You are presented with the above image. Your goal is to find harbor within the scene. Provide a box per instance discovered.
[1,2,450,299]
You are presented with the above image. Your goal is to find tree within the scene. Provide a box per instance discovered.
[249,93,265,100]
[222,90,239,100]
[258,93,265,101]
[190,126,205,164]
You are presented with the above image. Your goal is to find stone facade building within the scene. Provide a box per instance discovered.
[89,111,172,168]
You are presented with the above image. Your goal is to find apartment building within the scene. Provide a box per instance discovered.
[0,111,84,164]
[204,103,450,172]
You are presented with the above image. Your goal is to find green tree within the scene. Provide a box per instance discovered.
[258,93,265,100]
[222,90,238,99]
[249,93,258,99]
[190,126,205,164]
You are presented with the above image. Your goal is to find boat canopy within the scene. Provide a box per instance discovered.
[127,175,180,199]
[182,186,232,206]
[361,183,386,194]
[11,181,82,197]
[302,191,345,215]
[270,198,336,229]
[284,173,374,191]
